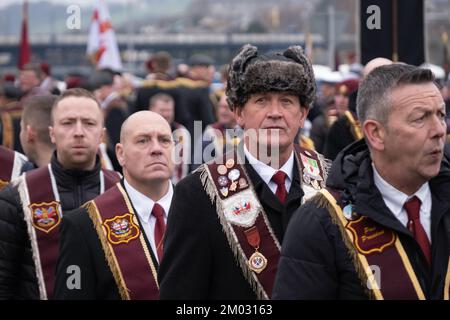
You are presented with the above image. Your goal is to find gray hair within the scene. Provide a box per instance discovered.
[357,63,437,126]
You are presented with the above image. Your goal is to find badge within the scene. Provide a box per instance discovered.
[218,175,229,187]
[301,154,321,180]
[220,187,229,197]
[223,189,260,227]
[238,178,248,189]
[229,181,238,191]
[225,158,235,169]
[103,213,140,245]
[228,168,240,181]
[217,165,227,175]
[248,251,268,274]
[29,201,61,233]
[343,204,359,221]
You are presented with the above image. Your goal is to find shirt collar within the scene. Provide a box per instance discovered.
[372,163,430,217]
[124,179,173,223]
[243,144,294,186]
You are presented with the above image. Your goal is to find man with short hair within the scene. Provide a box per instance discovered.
[0,88,120,299]
[149,93,190,184]
[273,64,450,300]
[159,45,329,299]
[20,95,57,169]
[55,111,174,299]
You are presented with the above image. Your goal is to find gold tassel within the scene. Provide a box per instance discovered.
[85,201,131,300]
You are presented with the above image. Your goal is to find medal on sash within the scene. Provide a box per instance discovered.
[245,226,267,273]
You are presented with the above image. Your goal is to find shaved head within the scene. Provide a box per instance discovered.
[363,57,393,77]
[120,111,171,143]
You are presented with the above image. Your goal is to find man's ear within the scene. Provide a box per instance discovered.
[26,125,36,142]
[115,143,125,167]
[49,126,56,144]
[363,119,386,151]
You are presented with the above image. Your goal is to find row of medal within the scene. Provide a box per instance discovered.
[216,159,249,197]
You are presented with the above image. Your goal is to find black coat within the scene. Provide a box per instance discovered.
[54,180,164,300]
[0,153,113,299]
[158,156,304,299]
[273,140,450,299]
[54,203,121,299]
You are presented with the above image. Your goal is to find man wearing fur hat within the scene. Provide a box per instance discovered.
[158,44,329,299]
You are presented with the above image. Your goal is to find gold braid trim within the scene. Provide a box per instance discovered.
[198,164,269,300]
[1,111,14,149]
[84,200,131,300]
[311,191,378,300]
[444,258,450,300]
[344,111,363,140]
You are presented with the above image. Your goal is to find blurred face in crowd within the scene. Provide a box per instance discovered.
[150,99,175,125]
[334,92,349,116]
[236,91,308,162]
[49,96,104,170]
[367,82,446,193]
[116,111,174,192]
[191,65,215,83]
[19,69,41,93]
[94,85,113,102]
[217,95,236,128]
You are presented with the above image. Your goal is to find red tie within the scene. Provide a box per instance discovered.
[151,203,166,262]
[271,171,288,204]
[403,196,431,266]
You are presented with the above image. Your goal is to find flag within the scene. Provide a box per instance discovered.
[360,0,424,66]
[87,0,122,71]
[18,0,31,70]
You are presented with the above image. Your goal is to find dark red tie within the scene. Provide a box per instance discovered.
[151,203,166,262]
[271,171,288,204]
[403,196,431,266]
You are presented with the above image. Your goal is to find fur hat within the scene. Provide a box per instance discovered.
[226,44,316,110]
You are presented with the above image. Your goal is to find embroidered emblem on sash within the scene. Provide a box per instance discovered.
[103,213,140,245]
[347,216,396,255]
[223,189,260,228]
[29,201,61,233]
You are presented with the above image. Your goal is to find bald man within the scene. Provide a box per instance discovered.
[363,57,393,77]
[54,111,175,300]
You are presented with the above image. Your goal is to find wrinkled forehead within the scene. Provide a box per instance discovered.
[125,117,172,138]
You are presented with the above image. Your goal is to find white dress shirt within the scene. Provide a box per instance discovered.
[124,179,173,262]
[243,145,294,194]
[372,164,432,242]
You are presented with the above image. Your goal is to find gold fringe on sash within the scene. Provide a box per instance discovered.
[85,201,131,300]
[198,165,269,300]
[310,191,377,300]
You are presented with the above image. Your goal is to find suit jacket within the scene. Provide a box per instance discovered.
[54,181,163,300]
[158,155,304,299]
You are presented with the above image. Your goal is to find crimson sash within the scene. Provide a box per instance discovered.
[86,183,159,300]
[21,165,120,299]
[320,188,430,299]
[202,145,328,299]
[0,146,15,189]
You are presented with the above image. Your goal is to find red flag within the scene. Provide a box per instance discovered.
[18,0,31,70]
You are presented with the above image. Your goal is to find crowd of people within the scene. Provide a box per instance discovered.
[0,44,450,300]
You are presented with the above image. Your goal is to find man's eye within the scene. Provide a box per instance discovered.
[137,138,148,144]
